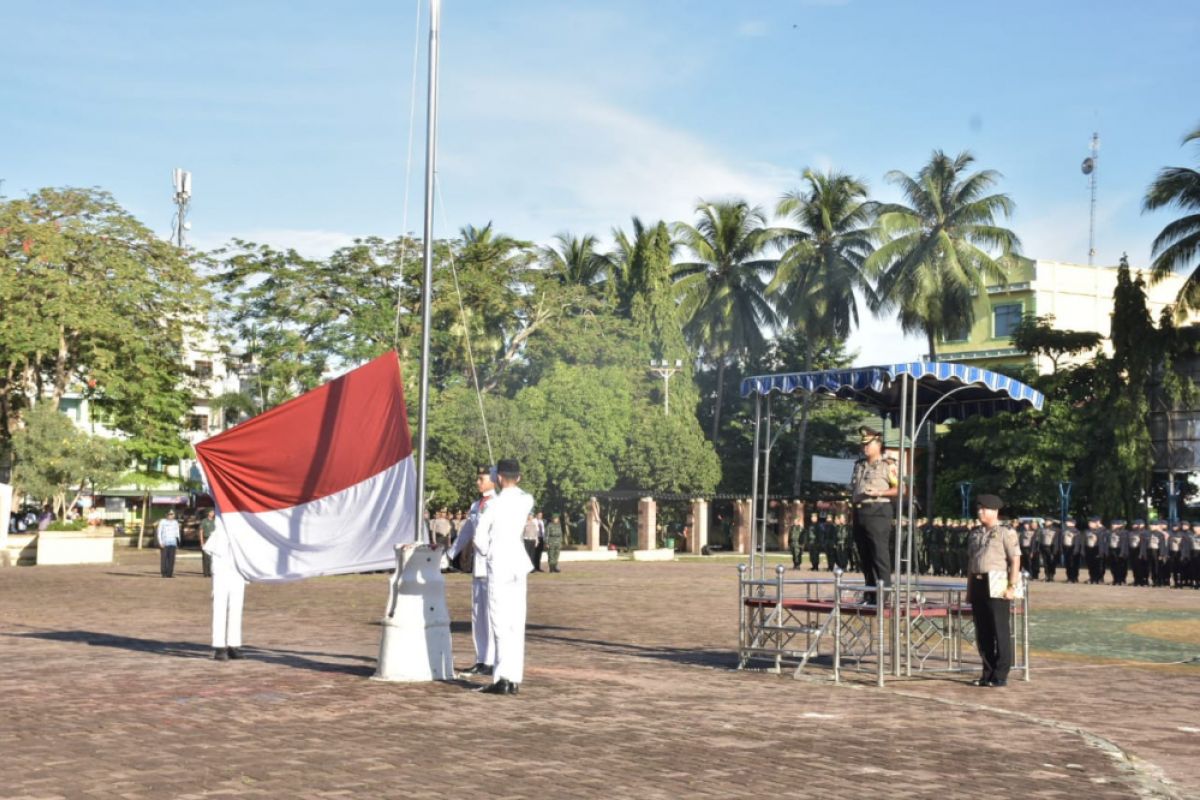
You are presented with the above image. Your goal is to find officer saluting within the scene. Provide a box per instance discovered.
[447,465,498,677]
[966,494,1021,688]
[849,426,898,605]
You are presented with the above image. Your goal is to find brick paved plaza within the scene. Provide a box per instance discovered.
[2,550,1198,799]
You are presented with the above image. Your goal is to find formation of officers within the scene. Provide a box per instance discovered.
[792,513,1200,589]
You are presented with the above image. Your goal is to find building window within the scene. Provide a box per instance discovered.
[187,414,209,433]
[193,360,214,379]
[942,322,971,343]
[993,303,1023,338]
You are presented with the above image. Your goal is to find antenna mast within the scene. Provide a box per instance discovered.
[1081,133,1098,266]
[172,168,192,248]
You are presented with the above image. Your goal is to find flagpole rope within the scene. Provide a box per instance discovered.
[436,178,495,465]
[392,0,424,349]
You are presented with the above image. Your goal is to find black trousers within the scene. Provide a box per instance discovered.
[532,540,545,571]
[1064,550,1081,582]
[1130,555,1148,586]
[160,545,176,577]
[808,548,820,570]
[1040,546,1057,579]
[968,575,1013,683]
[853,503,892,600]
[201,551,213,578]
[1109,554,1127,585]
[1085,547,1103,583]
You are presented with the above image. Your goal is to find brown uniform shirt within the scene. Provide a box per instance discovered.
[967,523,1020,574]
[850,455,897,504]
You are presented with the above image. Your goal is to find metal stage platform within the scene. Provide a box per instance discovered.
[737,566,1030,686]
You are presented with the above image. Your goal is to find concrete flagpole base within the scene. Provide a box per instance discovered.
[373,543,453,682]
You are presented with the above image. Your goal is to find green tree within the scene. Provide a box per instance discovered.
[620,403,721,496]
[1011,314,1103,373]
[11,402,126,517]
[540,232,609,288]
[674,200,781,442]
[867,151,1021,514]
[0,188,204,462]
[1144,124,1200,312]
[769,169,877,493]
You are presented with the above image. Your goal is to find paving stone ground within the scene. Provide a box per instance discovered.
[2,549,1198,799]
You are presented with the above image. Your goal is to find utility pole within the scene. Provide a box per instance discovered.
[649,359,683,416]
[172,168,192,248]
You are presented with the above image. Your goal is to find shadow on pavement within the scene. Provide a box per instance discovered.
[527,630,738,669]
[7,630,377,676]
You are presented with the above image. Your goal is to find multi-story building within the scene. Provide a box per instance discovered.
[935,258,1198,373]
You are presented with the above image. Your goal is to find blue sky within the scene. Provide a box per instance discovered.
[3,0,1197,362]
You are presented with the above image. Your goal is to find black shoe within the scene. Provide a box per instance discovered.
[479,678,515,694]
[213,648,228,661]
[459,662,493,676]
[227,647,243,660]
[971,676,991,687]
[989,678,1008,687]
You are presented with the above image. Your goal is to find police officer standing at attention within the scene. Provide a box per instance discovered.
[473,458,535,695]
[966,494,1021,688]
[447,465,498,677]
[1061,519,1083,583]
[850,426,898,605]
[156,510,180,578]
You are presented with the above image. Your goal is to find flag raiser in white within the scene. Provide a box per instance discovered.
[217,457,417,583]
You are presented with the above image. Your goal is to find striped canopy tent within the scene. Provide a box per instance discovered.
[739,361,1044,423]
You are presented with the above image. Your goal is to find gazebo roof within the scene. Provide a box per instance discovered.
[739,361,1044,424]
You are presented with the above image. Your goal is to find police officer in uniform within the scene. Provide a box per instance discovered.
[1168,523,1187,588]
[1106,520,1129,585]
[1148,521,1168,587]
[850,427,898,604]
[1127,520,1149,586]
[1038,519,1061,582]
[1018,520,1039,580]
[966,494,1021,688]
[1061,519,1083,583]
[1084,518,1105,584]
[447,465,498,676]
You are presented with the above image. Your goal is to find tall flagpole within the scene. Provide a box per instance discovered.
[415,0,440,543]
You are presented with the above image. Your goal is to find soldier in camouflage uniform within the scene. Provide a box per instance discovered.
[545,514,564,573]
[790,517,806,570]
[807,513,823,571]
[819,515,837,572]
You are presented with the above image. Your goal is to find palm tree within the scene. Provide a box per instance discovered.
[866,150,1021,516]
[674,200,781,442]
[1144,125,1200,312]
[769,169,878,494]
[539,231,609,288]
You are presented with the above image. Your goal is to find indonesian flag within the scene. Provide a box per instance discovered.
[194,351,417,582]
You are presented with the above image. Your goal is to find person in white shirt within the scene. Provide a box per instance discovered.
[202,518,247,661]
[472,458,535,695]
[155,510,180,578]
[446,465,498,677]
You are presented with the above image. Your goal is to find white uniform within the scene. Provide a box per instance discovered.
[474,486,535,685]
[447,489,496,666]
[203,521,246,649]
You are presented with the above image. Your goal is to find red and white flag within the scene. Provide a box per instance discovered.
[195,351,417,582]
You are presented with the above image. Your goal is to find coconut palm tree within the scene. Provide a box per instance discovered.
[866,150,1021,516]
[539,231,609,288]
[1144,125,1200,312]
[674,200,782,441]
[769,169,878,494]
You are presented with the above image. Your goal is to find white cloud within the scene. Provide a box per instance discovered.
[440,76,797,241]
[737,20,769,37]
[189,228,359,259]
